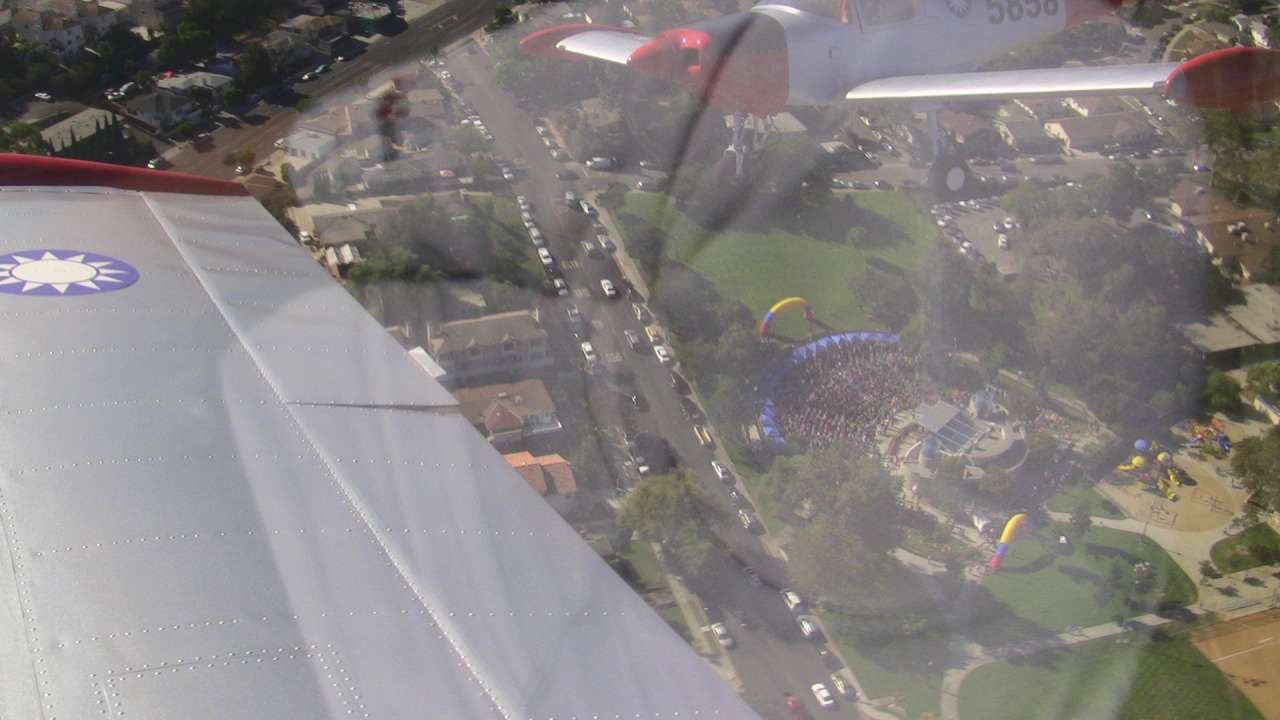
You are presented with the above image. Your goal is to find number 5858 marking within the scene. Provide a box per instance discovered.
[987,0,1059,23]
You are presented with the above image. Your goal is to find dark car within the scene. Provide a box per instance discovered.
[556,170,578,181]
[669,371,691,395]
[680,396,704,422]
[873,179,893,190]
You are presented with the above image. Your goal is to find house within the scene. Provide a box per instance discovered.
[12,9,86,57]
[427,309,552,383]
[122,0,181,29]
[1169,179,1280,283]
[1043,112,1155,153]
[291,197,400,246]
[39,108,120,153]
[1183,284,1280,368]
[455,380,562,448]
[282,128,337,169]
[939,110,1003,157]
[1015,98,1074,122]
[349,0,393,33]
[995,118,1061,155]
[74,0,124,36]
[1064,96,1131,117]
[279,14,347,55]
[360,145,465,194]
[156,71,234,107]
[263,29,322,72]
[503,452,578,496]
[120,87,197,130]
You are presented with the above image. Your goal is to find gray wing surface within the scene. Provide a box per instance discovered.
[0,185,758,720]
[845,62,1180,103]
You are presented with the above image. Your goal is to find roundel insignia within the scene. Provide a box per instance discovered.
[946,0,972,17]
[0,250,139,297]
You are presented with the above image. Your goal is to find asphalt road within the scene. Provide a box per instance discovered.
[165,0,494,180]
[445,42,864,720]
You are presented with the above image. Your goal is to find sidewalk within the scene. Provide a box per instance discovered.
[939,609,1198,720]
[660,544,744,692]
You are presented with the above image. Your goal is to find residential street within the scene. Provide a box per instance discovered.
[446,44,867,720]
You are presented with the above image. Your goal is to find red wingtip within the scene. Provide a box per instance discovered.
[1166,47,1280,112]
[0,153,249,196]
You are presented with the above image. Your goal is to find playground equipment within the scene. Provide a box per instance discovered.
[1117,439,1182,501]
[988,513,1027,572]
[1185,418,1232,454]
[759,297,815,338]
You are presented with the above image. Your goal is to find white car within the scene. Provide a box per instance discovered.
[798,616,819,639]
[528,226,545,246]
[502,169,515,181]
[710,622,734,648]
[34,91,52,102]
[811,683,835,709]
[653,345,672,364]
[534,125,549,136]
[521,211,535,227]
[537,248,554,266]
[599,279,617,297]
[997,233,1010,250]
[516,195,531,210]
[552,278,568,296]
[550,149,567,161]
[711,460,731,482]
[580,341,597,363]
[781,589,804,612]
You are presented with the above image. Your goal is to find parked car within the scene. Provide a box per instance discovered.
[738,508,755,530]
[599,279,617,297]
[582,240,599,257]
[710,622,734,649]
[579,200,598,217]
[669,370,690,394]
[537,248,554,266]
[829,673,856,700]
[693,424,714,448]
[585,156,616,170]
[580,341,597,363]
[654,344,673,364]
[781,588,804,612]
[711,460,731,482]
[33,91,52,101]
[798,616,820,639]
[551,278,569,296]
[633,302,653,323]
[624,329,643,351]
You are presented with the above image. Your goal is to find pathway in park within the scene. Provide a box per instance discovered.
[938,609,1199,720]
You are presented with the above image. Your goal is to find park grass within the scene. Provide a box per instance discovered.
[1048,482,1126,519]
[958,629,1263,720]
[984,526,1197,633]
[1210,524,1280,574]
[620,191,937,338]
[821,618,944,720]
[620,540,696,643]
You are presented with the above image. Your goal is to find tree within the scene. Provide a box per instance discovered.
[1245,362,1280,397]
[1231,427,1280,514]
[222,86,245,108]
[1202,371,1243,416]
[976,467,1016,499]
[1069,502,1093,539]
[856,267,917,332]
[235,44,275,92]
[618,472,714,573]
[445,126,488,156]
[1025,431,1059,469]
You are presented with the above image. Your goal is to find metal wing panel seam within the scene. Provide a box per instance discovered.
[138,192,514,720]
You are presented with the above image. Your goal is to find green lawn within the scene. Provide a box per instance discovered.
[1210,524,1280,574]
[984,526,1197,633]
[818,608,945,720]
[620,191,937,338]
[1048,483,1126,519]
[958,630,1263,720]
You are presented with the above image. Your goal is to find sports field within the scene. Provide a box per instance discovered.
[959,627,1263,720]
[619,191,938,338]
[1192,608,1280,719]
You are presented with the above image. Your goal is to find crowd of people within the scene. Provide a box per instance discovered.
[772,340,921,451]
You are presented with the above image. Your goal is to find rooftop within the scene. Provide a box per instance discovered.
[1184,284,1280,352]
[429,309,546,355]
[503,452,578,496]
[455,379,558,430]
[39,107,118,151]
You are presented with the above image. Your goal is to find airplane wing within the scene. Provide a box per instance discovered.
[846,47,1280,111]
[0,154,758,720]
[845,62,1178,103]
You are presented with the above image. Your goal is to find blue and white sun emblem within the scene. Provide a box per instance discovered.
[0,250,139,297]
[946,0,972,17]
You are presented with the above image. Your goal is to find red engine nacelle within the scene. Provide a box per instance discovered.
[1167,47,1280,112]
